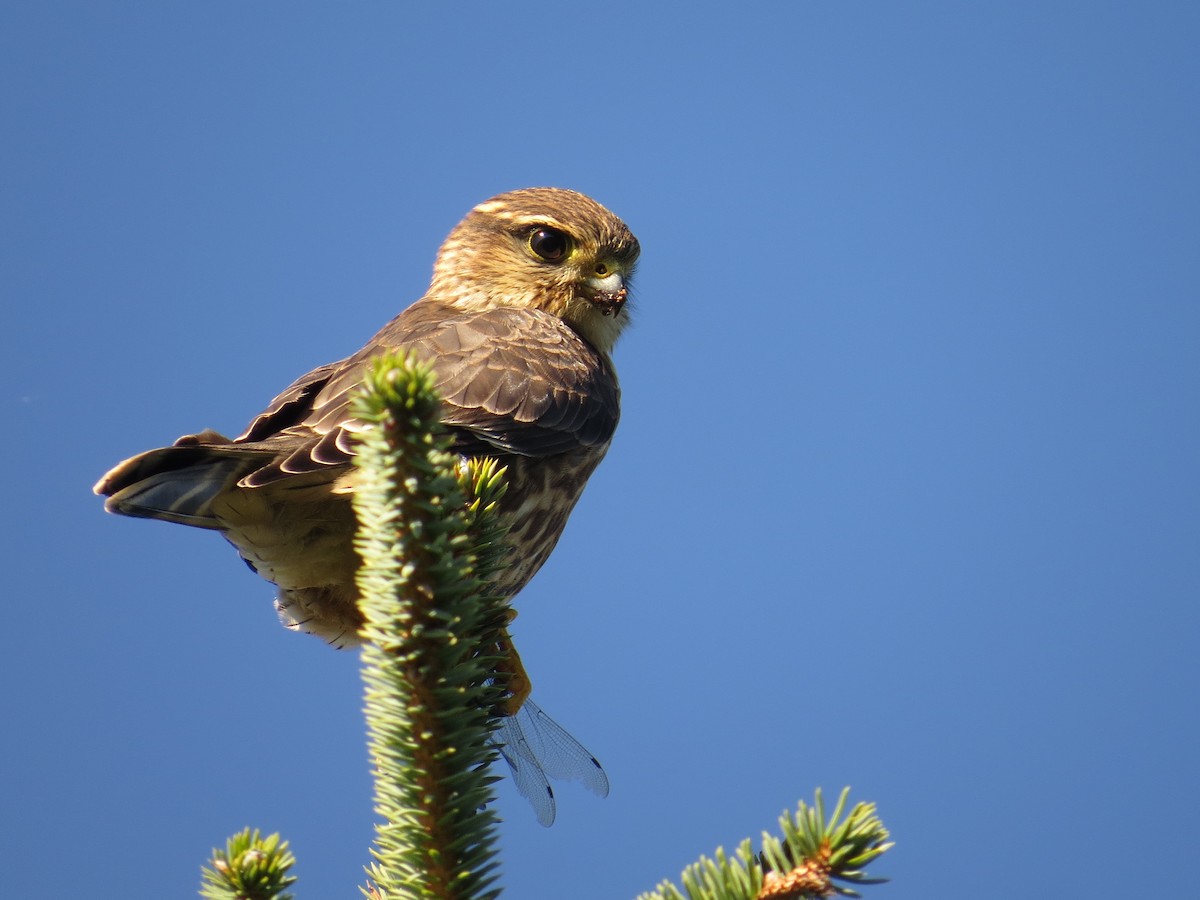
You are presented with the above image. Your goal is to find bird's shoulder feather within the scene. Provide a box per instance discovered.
[233,300,620,487]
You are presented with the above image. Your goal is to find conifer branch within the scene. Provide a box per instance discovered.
[637,789,891,900]
[352,351,509,900]
[200,829,297,900]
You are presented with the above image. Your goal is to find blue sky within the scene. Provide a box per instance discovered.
[3,3,1197,898]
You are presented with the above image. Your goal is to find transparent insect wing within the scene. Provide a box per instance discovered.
[494,720,556,827]
[492,698,609,827]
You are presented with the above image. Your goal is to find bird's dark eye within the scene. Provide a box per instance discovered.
[528,227,571,262]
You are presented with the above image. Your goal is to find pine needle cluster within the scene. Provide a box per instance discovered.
[352,351,511,900]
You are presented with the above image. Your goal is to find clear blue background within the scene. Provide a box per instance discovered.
[3,3,1197,898]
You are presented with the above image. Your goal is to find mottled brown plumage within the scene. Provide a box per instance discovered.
[95,188,637,824]
[95,188,637,651]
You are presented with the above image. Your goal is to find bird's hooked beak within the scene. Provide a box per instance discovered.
[585,269,629,318]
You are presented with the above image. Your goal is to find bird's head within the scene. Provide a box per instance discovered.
[429,188,640,354]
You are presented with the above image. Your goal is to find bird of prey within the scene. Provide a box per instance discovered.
[94,187,639,824]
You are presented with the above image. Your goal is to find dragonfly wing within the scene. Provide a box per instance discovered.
[491,698,609,826]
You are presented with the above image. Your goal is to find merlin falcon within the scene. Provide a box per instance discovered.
[94,187,639,824]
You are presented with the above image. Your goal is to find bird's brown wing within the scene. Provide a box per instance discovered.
[235,359,346,443]
[396,301,621,457]
[234,300,620,488]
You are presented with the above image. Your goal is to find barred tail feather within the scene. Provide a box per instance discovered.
[94,443,261,529]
